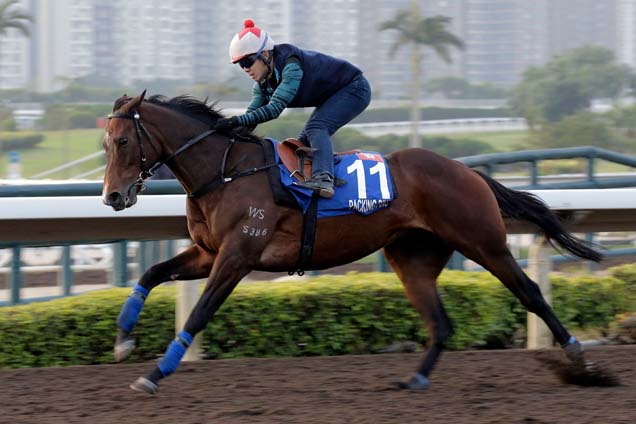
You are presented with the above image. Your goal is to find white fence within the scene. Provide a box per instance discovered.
[347,117,528,136]
[2,188,636,244]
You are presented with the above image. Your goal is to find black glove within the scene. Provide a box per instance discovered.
[215,116,239,131]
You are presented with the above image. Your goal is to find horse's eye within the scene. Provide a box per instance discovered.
[118,137,129,146]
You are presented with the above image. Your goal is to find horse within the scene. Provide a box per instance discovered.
[102,91,602,394]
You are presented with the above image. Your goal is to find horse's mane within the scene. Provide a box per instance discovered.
[146,95,225,125]
[112,93,258,138]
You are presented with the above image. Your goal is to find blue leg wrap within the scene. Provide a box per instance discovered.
[117,284,150,333]
[562,335,577,347]
[158,331,193,377]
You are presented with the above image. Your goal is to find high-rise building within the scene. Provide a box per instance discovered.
[290,0,360,65]
[33,0,73,92]
[358,0,411,100]
[547,0,617,58]
[460,0,549,87]
[92,2,116,81]
[4,0,634,96]
[33,0,110,92]
[0,0,32,90]
[617,0,636,67]
[110,0,195,86]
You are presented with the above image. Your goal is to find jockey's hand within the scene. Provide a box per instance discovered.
[215,116,239,131]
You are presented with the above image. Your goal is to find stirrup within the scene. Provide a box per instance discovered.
[294,147,317,181]
[293,175,335,199]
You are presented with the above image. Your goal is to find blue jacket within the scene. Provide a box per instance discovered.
[271,43,362,107]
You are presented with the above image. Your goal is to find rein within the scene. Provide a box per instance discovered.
[107,109,276,198]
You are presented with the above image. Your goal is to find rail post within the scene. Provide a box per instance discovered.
[526,236,553,349]
[112,241,129,287]
[58,245,73,296]
[176,279,203,361]
[10,246,21,305]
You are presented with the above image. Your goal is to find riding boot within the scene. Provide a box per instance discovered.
[294,172,334,198]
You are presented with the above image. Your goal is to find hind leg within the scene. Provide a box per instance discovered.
[383,231,453,390]
[459,242,584,363]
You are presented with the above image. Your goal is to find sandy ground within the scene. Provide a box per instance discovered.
[1,345,635,424]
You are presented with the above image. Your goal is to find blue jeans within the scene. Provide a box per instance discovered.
[298,75,371,179]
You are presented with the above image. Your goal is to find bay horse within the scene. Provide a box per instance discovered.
[102,91,602,394]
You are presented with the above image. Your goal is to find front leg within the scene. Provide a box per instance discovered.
[114,244,216,362]
[129,246,251,394]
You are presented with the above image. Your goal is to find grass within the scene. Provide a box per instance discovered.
[443,130,531,151]
[0,129,104,179]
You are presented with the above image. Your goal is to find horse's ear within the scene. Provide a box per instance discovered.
[112,93,131,112]
[121,90,147,113]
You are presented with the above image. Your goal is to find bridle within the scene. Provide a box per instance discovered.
[107,109,215,195]
[107,109,275,198]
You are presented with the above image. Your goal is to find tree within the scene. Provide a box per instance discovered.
[0,0,31,38]
[528,111,621,151]
[0,0,32,88]
[509,45,636,127]
[380,2,464,148]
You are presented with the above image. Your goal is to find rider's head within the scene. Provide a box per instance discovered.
[229,19,275,82]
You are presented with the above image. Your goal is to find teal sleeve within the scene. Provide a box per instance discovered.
[236,60,303,126]
[245,83,266,113]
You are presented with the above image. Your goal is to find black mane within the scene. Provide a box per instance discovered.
[146,95,226,125]
[112,93,259,139]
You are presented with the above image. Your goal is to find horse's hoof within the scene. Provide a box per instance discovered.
[392,373,430,391]
[114,338,135,362]
[563,339,585,365]
[130,377,158,394]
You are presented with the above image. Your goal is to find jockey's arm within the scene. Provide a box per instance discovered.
[245,84,266,113]
[235,58,303,127]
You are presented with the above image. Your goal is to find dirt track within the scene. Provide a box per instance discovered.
[1,345,635,424]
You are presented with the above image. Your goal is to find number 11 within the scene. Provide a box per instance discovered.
[346,159,390,199]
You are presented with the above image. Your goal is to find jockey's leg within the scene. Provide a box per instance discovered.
[114,244,215,362]
[296,75,371,198]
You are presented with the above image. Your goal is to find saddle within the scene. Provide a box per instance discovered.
[276,138,361,182]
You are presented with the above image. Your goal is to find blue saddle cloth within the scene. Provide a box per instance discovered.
[266,138,396,218]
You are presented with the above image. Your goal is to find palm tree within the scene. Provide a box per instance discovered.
[0,0,31,38]
[380,2,464,148]
[0,0,32,72]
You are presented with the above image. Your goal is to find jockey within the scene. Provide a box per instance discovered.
[216,19,372,198]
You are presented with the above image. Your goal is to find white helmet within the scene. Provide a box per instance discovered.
[229,19,275,63]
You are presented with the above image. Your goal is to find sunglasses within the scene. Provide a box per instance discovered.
[237,54,259,69]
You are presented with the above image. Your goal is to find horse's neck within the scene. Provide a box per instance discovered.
[142,111,220,193]
[155,120,262,195]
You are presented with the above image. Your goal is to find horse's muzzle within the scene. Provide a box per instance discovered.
[105,191,136,211]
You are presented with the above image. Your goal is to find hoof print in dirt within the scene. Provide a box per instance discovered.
[534,350,621,387]
[391,373,430,391]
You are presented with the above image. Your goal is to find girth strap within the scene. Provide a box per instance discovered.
[289,194,319,276]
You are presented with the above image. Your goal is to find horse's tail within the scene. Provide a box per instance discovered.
[474,170,603,262]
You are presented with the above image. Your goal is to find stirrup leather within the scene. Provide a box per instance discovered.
[292,146,317,181]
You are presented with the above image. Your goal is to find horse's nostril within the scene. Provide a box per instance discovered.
[108,192,122,205]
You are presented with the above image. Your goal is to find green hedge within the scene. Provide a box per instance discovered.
[1,270,635,369]
[0,133,44,152]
